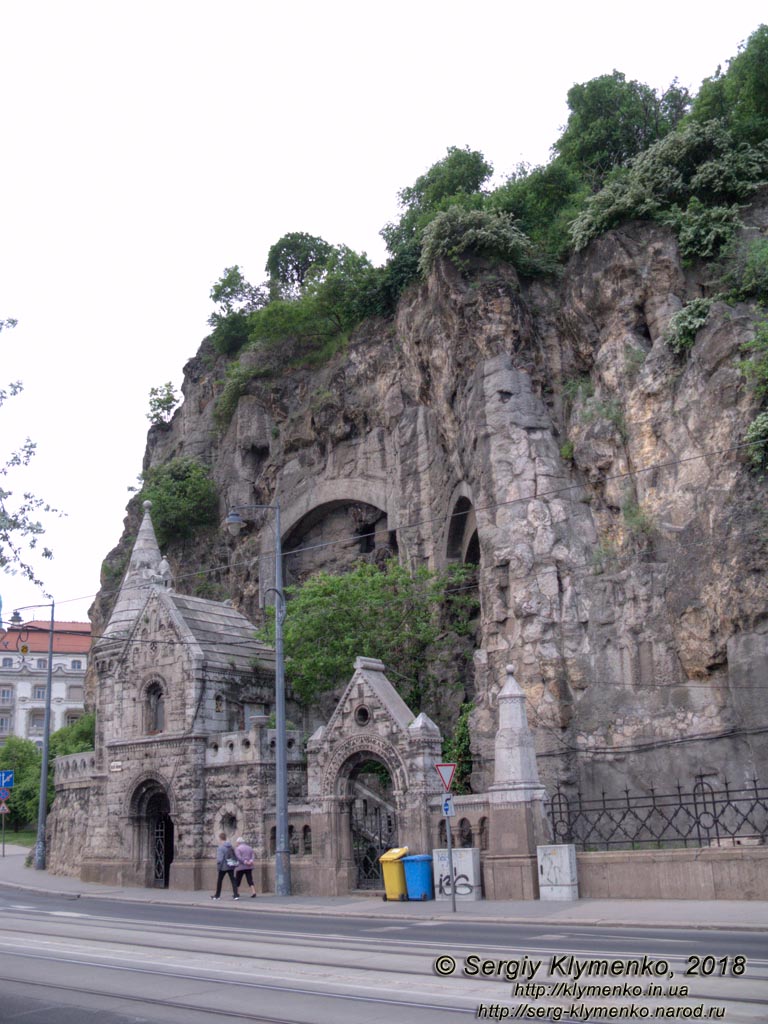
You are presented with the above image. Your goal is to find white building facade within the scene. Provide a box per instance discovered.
[0,620,91,746]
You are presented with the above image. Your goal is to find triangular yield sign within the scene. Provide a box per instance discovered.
[435,763,456,791]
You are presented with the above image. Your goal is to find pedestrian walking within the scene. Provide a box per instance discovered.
[211,832,239,900]
[234,836,258,898]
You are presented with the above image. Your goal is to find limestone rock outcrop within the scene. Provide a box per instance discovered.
[92,201,768,798]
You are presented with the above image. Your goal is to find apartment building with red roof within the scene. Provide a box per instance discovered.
[0,620,91,746]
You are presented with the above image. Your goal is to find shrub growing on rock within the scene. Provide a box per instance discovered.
[664,298,714,355]
[139,458,219,547]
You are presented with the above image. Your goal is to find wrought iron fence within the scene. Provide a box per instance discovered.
[549,776,768,851]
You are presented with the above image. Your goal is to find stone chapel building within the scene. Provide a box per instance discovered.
[48,501,550,897]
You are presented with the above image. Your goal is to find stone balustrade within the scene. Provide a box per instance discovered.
[54,750,96,784]
[205,728,304,766]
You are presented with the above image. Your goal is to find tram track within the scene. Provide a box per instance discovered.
[1,919,766,1018]
[2,904,766,1023]
[3,909,768,983]
[0,947,476,1022]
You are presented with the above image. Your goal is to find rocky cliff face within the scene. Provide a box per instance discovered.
[93,194,768,797]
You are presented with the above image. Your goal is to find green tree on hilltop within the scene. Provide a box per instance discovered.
[554,71,690,186]
[207,266,267,356]
[381,146,493,257]
[265,232,334,299]
[692,25,768,143]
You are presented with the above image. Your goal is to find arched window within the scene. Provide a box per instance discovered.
[302,825,312,855]
[289,825,299,855]
[438,820,447,846]
[458,818,473,848]
[221,812,237,835]
[146,682,165,734]
[269,827,276,856]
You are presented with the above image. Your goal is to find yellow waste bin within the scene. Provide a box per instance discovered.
[379,846,409,901]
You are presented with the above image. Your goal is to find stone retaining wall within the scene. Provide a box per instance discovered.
[575,846,768,901]
[482,846,768,900]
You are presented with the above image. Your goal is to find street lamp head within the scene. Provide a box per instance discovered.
[224,510,246,537]
[10,610,22,626]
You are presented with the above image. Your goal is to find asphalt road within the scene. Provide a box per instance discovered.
[0,890,765,1023]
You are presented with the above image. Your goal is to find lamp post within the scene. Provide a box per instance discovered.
[12,601,55,871]
[225,501,291,897]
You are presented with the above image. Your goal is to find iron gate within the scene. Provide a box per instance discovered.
[146,792,172,888]
[152,815,166,886]
[350,804,397,889]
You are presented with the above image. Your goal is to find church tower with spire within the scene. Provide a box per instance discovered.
[48,501,278,890]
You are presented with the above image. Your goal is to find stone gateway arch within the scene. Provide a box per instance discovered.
[306,657,443,895]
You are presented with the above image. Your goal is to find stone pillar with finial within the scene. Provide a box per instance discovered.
[484,664,552,898]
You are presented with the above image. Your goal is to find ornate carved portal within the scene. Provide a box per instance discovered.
[307,658,443,895]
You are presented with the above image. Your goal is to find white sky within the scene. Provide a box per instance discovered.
[1,0,765,624]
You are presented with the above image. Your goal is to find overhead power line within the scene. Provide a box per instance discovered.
[65,436,761,612]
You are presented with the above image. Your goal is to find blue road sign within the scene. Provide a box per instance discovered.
[0,770,14,788]
[0,787,9,801]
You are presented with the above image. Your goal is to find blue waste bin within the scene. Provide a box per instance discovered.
[402,854,434,900]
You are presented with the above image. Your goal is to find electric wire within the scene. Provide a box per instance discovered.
[30,435,763,614]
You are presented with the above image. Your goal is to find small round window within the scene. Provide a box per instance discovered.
[354,705,371,727]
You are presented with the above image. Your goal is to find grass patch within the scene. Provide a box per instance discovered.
[2,829,35,848]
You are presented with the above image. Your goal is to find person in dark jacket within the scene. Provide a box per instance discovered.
[234,836,258,898]
[211,832,239,900]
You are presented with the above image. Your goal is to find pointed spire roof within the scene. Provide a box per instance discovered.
[101,500,165,640]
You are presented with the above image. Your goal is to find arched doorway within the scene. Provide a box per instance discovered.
[324,740,405,894]
[129,777,175,888]
[347,756,397,889]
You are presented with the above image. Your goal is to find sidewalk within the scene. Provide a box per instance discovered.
[1,844,766,931]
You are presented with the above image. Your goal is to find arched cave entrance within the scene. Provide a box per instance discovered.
[282,500,397,587]
[446,495,479,568]
[130,779,175,888]
[445,495,481,631]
